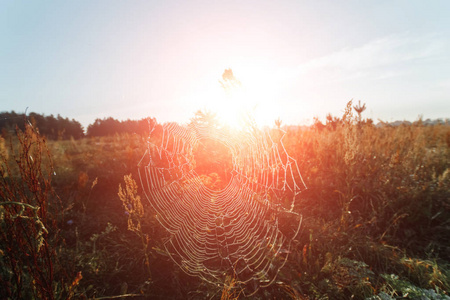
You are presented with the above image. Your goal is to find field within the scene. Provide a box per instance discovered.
[1,104,450,299]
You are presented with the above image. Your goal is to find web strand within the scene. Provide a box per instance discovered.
[138,120,306,295]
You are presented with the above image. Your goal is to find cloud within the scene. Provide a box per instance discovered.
[437,78,450,89]
[272,32,449,124]
[294,32,448,82]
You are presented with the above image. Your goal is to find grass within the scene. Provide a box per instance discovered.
[1,102,449,299]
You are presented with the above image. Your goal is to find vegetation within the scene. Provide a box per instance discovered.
[0,111,155,140]
[0,111,84,140]
[86,118,155,137]
[0,101,449,299]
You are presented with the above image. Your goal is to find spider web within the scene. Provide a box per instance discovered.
[138,118,306,296]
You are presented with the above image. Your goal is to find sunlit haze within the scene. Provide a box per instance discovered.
[1,1,449,129]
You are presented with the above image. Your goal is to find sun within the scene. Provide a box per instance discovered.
[201,66,282,129]
[181,62,284,129]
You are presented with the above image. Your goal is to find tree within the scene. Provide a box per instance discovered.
[191,110,220,128]
[0,111,85,139]
[86,117,154,137]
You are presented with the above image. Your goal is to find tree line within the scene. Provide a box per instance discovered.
[0,111,84,139]
[0,111,155,140]
[86,117,154,137]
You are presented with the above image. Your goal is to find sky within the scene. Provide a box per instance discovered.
[1,0,449,129]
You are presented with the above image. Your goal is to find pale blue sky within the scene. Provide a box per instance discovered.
[1,0,449,128]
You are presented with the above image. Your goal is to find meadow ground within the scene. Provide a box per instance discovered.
[1,108,449,299]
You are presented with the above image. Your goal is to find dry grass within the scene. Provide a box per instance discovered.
[1,104,449,299]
